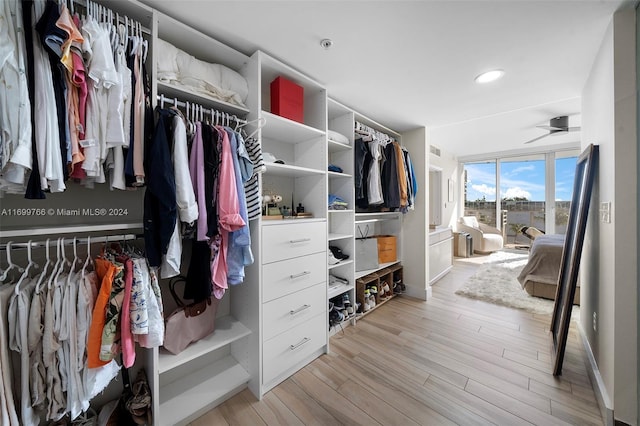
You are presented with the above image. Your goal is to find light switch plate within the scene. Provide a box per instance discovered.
[600,201,611,223]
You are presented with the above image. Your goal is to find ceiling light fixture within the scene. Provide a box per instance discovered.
[474,69,505,84]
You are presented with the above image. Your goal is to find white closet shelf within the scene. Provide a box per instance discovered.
[158,315,251,374]
[328,233,353,241]
[263,163,325,178]
[328,283,354,300]
[328,259,354,271]
[328,171,353,179]
[328,139,352,153]
[261,111,325,143]
[0,223,143,238]
[158,356,250,426]
[157,81,250,116]
[355,261,401,279]
[328,209,354,214]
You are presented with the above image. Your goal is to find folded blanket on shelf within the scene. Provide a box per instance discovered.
[156,38,249,107]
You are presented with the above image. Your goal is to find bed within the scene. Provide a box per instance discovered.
[517,234,580,305]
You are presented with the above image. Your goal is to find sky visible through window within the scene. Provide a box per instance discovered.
[465,157,577,202]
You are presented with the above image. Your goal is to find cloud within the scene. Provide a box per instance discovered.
[503,187,532,199]
[508,165,536,175]
[471,184,496,196]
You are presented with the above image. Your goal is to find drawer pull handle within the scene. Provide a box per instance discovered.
[290,271,311,279]
[289,337,311,351]
[289,238,311,244]
[289,304,311,315]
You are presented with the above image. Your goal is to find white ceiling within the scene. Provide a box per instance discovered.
[144,0,629,157]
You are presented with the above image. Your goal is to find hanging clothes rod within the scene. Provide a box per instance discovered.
[355,121,396,143]
[70,0,152,35]
[156,95,248,125]
[0,233,142,251]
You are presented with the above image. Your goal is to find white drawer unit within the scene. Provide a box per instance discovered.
[263,282,326,341]
[261,221,326,264]
[262,251,326,302]
[262,312,327,385]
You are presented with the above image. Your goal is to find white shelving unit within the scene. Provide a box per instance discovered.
[244,50,329,397]
[151,9,256,425]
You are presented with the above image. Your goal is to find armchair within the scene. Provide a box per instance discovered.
[457,216,504,253]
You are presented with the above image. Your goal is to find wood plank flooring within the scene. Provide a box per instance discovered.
[190,257,602,425]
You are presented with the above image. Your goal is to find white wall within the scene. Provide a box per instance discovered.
[581,8,638,425]
[429,148,460,228]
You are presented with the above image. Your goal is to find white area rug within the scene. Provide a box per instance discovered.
[455,251,557,315]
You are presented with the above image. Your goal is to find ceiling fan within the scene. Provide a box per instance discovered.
[524,115,581,144]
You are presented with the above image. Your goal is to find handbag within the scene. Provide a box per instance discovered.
[163,276,220,355]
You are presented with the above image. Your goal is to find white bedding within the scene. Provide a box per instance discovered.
[156,38,248,107]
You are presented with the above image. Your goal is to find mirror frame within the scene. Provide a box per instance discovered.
[551,143,599,376]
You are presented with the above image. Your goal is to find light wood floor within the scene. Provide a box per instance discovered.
[190,257,602,426]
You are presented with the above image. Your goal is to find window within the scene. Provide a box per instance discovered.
[462,149,579,245]
[555,154,578,234]
[463,160,497,227]
[500,155,545,245]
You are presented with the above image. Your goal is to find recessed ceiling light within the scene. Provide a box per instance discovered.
[474,69,505,84]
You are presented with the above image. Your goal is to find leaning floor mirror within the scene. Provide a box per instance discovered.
[550,143,599,376]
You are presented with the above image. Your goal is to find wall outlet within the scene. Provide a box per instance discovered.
[593,311,597,331]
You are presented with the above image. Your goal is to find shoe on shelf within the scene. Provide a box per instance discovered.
[329,274,349,286]
[363,299,371,312]
[393,281,405,294]
[329,309,344,329]
[332,299,345,311]
[328,251,341,265]
[341,293,351,307]
[346,305,355,319]
[329,245,349,261]
[382,282,391,294]
[329,301,335,312]
[367,285,378,294]
[369,294,376,308]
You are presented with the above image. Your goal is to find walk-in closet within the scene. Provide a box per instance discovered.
[0,0,428,424]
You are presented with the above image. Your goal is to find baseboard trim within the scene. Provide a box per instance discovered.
[404,284,430,300]
[578,323,615,426]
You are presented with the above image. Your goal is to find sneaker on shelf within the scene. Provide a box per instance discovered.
[328,251,341,265]
[329,274,349,286]
[363,299,371,312]
[382,282,391,295]
[346,305,355,319]
[332,301,345,312]
[341,293,351,307]
[369,294,376,308]
[329,309,344,329]
[329,245,349,261]
[367,285,378,294]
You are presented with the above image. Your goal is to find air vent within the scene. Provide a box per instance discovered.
[430,145,441,157]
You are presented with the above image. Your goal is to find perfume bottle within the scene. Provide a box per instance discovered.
[296,203,305,214]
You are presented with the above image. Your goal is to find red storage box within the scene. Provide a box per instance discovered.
[271,76,304,123]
